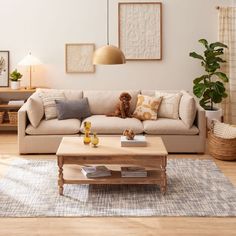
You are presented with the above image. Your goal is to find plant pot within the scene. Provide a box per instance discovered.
[11,81,20,90]
[205,108,222,128]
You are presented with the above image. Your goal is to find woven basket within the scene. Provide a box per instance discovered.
[208,131,236,161]
[8,111,18,125]
[0,111,4,124]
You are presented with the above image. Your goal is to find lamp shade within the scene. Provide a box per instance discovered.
[18,53,42,66]
[93,45,126,65]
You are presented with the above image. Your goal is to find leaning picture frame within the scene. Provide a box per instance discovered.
[119,2,162,61]
[0,51,9,87]
[65,44,95,73]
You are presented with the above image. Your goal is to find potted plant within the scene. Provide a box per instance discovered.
[190,39,229,126]
[10,69,23,90]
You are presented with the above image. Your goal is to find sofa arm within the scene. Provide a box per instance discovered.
[196,104,206,137]
[18,102,28,138]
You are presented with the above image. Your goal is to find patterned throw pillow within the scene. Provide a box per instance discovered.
[133,95,162,121]
[155,91,182,119]
[39,91,65,120]
[213,120,236,139]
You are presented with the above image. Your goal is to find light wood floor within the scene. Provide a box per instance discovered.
[0,132,235,236]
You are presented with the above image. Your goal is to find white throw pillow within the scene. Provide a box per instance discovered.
[213,120,236,139]
[26,93,44,128]
[155,91,182,119]
[39,90,65,120]
[179,91,197,128]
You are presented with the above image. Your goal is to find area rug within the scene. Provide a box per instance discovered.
[0,159,235,217]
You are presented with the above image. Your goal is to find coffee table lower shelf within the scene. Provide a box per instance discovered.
[58,168,167,195]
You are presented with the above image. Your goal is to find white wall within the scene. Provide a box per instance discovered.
[0,0,232,91]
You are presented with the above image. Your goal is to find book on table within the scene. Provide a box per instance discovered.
[8,100,25,106]
[81,166,111,178]
[120,135,147,147]
[121,167,148,178]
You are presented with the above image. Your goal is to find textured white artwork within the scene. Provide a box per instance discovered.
[0,51,9,87]
[65,44,95,73]
[119,3,162,60]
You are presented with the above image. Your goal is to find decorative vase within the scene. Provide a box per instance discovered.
[205,108,222,128]
[11,81,20,90]
[83,121,91,145]
[91,133,99,147]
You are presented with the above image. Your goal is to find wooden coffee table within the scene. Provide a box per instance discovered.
[56,136,168,195]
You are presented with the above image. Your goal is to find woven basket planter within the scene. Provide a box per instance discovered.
[208,132,236,161]
[0,111,4,124]
[8,111,18,125]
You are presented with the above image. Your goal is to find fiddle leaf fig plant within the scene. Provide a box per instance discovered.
[190,39,229,110]
[10,69,23,81]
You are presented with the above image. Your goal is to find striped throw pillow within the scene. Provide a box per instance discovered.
[213,120,236,139]
[39,91,65,120]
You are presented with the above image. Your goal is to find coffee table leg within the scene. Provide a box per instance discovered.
[57,156,64,195]
[160,156,167,195]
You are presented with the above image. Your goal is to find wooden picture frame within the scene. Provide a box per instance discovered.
[119,2,162,61]
[0,51,9,87]
[65,44,95,73]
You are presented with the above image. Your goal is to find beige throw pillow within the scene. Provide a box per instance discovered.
[39,90,65,120]
[179,91,197,128]
[155,91,182,119]
[133,95,162,121]
[26,93,44,128]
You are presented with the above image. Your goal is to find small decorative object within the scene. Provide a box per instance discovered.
[123,129,135,140]
[120,135,147,147]
[119,2,162,60]
[0,51,9,87]
[107,92,132,119]
[83,121,91,145]
[190,39,229,127]
[91,133,99,148]
[10,69,22,90]
[8,111,18,125]
[65,44,95,73]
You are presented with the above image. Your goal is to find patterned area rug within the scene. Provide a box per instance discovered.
[0,159,235,217]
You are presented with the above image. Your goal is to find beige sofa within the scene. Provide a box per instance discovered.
[18,89,206,154]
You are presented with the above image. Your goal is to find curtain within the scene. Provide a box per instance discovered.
[218,7,236,124]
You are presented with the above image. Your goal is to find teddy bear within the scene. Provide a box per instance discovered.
[108,92,132,119]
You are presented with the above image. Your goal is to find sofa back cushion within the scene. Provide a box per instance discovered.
[179,91,197,128]
[83,90,140,115]
[37,89,83,100]
[142,90,181,97]
[26,92,44,128]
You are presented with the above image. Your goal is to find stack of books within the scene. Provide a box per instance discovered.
[120,135,147,147]
[121,167,147,178]
[8,100,25,106]
[81,166,111,178]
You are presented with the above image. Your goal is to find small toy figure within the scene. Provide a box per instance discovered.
[123,129,135,140]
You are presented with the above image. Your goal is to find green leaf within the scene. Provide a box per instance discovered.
[215,57,226,63]
[199,39,208,48]
[193,75,209,84]
[209,42,228,49]
[189,52,204,60]
[213,81,225,95]
[222,92,228,98]
[193,83,206,98]
[214,72,229,82]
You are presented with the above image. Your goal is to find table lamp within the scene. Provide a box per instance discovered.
[18,52,42,89]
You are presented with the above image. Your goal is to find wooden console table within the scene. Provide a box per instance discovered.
[0,87,36,131]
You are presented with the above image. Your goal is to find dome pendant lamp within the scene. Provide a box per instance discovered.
[93,0,126,65]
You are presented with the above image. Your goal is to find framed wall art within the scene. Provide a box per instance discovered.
[65,44,95,73]
[119,2,162,60]
[0,51,9,87]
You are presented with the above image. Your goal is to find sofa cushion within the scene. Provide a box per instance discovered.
[80,115,143,134]
[155,91,182,119]
[83,90,140,115]
[133,95,162,121]
[179,91,197,128]
[26,118,81,135]
[143,118,199,135]
[37,88,83,100]
[26,92,44,128]
[56,98,91,120]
